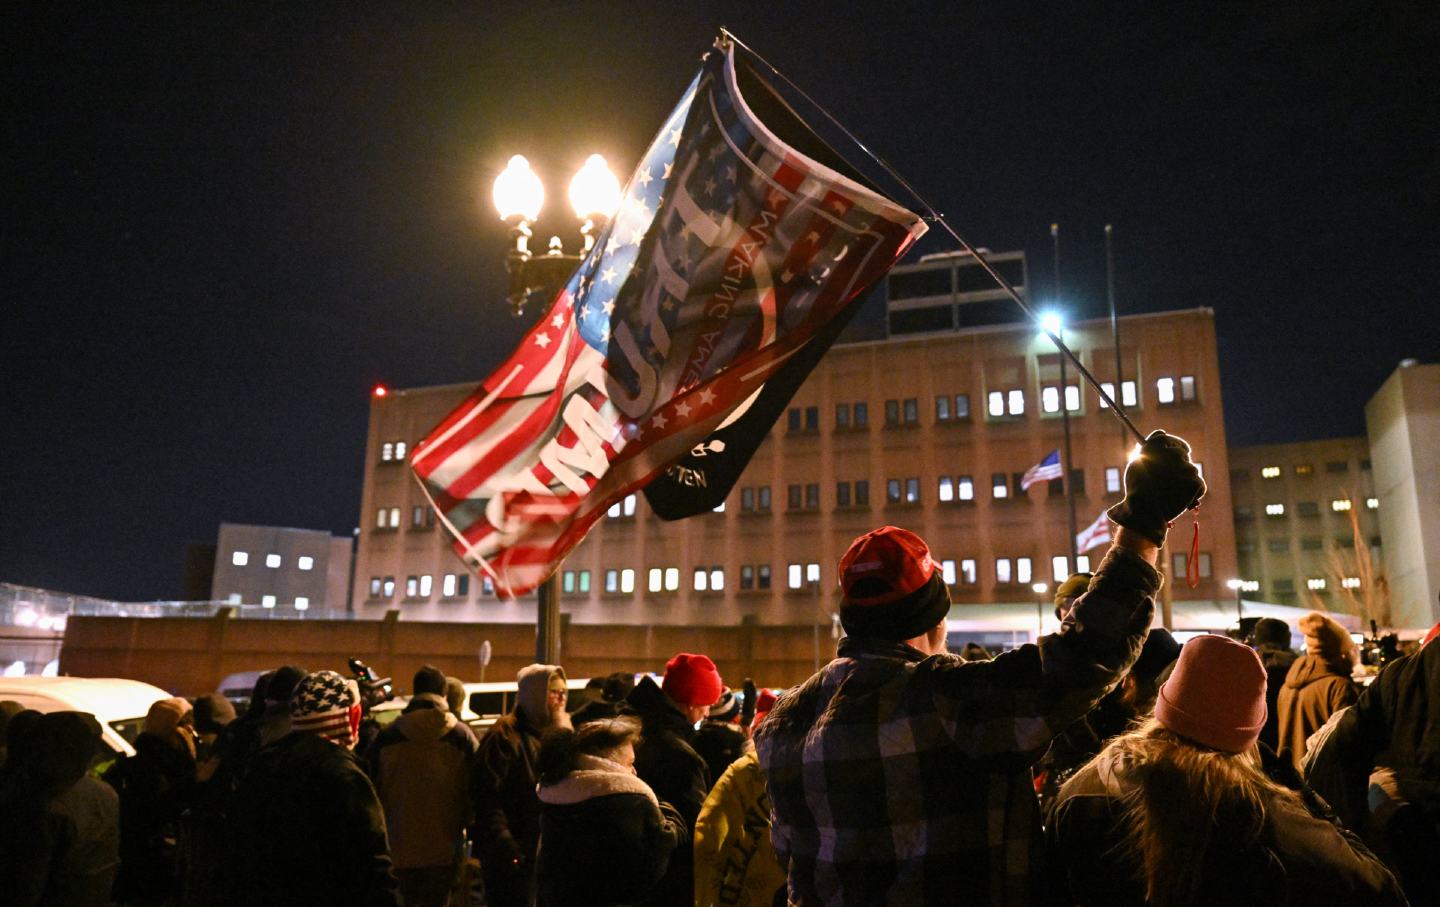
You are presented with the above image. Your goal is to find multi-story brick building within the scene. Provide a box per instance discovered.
[352,250,1240,643]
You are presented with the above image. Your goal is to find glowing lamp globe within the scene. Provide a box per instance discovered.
[1039,311,1064,336]
[568,154,622,222]
[493,154,544,222]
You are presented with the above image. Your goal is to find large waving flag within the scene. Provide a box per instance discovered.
[411,42,926,596]
[1020,449,1063,491]
[1076,509,1112,553]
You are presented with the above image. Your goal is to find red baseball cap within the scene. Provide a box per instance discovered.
[838,526,937,604]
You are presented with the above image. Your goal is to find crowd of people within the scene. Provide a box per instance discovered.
[0,429,1436,906]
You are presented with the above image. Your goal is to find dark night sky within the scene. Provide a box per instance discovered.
[3,3,1437,601]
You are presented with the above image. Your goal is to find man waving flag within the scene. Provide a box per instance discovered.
[410,39,926,596]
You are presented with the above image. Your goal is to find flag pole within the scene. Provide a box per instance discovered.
[1053,224,1079,566]
[719,28,1145,445]
[1105,225,1126,451]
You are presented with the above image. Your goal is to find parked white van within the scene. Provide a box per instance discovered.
[0,676,172,759]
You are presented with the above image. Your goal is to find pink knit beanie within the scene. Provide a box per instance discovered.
[1154,634,1267,753]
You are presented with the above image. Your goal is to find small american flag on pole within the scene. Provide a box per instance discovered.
[1076,509,1113,553]
[410,42,925,597]
[1019,449,1063,491]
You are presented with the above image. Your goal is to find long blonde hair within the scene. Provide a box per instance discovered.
[1105,717,1293,906]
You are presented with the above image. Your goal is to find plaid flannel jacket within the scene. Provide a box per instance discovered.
[754,546,1159,906]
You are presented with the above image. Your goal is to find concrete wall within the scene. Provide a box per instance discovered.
[59,612,836,697]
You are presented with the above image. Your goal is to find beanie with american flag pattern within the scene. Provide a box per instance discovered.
[289,670,362,748]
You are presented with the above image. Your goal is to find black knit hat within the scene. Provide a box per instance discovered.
[413,664,447,697]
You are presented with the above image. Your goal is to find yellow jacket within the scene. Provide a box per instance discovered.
[693,748,786,907]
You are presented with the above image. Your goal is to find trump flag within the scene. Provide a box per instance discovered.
[411,42,926,596]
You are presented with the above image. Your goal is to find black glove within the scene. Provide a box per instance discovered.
[1106,430,1206,545]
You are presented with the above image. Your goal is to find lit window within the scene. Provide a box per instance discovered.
[1105,467,1121,494]
[806,563,820,583]
[996,558,1013,585]
[227,593,242,604]
[624,494,636,516]
[381,443,394,462]
[665,568,679,591]
[620,569,635,593]
[382,577,395,597]
[1266,503,1286,516]
[405,576,418,597]
[395,441,407,459]
[1261,466,1281,479]
[961,559,977,584]
[605,570,618,593]
[941,560,957,584]
[1017,558,1032,584]
[939,476,954,502]
[992,473,1008,499]
[693,569,707,592]
[648,568,663,593]
[376,508,388,528]
[936,395,951,421]
[265,554,281,569]
[1099,382,1115,408]
[1331,499,1352,512]
[713,501,725,513]
[1052,556,1069,583]
[709,569,724,591]
[788,564,802,589]
[576,572,588,593]
[297,556,314,571]
[1307,577,1327,591]
[905,478,919,503]
[1042,386,1060,413]
[232,551,249,566]
[480,576,494,595]
[1179,376,1196,401]
[1121,381,1137,407]
[1295,463,1313,476]
[419,575,432,596]
[294,597,309,610]
[1157,377,1175,404]
[388,507,400,528]
[1343,576,1361,589]
[1007,389,1025,415]
[1064,385,1080,412]
[443,574,457,597]
[261,595,277,608]
[988,391,1005,417]
[1077,555,1092,572]
[562,571,575,593]
[887,479,901,503]
[608,500,622,518]
[1366,497,1379,510]
[955,394,970,418]
[958,476,974,500]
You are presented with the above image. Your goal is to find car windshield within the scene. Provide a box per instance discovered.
[109,717,145,746]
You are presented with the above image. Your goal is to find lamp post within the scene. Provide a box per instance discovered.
[1033,581,1049,638]
[491,152,622,664]
[1227,578,1258,627]
[1040,310,1079,567]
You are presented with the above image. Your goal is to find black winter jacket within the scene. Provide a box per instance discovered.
[536,754,687,906]
[105,733,196,905]
[231,732,400,907]
[624,676,711,905]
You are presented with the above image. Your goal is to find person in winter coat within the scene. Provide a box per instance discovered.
[106,696,199,906]
[1308,622,1440,906]
[1250,617,1298,752]
[1,710,120,907]
[571,671,636,726]
[1277,611,1359,768]
[693,688,747,793]
[231,670,400,907]
[625,652,724,905]
[190,693,236,765]
[370,665,478,907]
[472,663,569,907]
[534,717,686,906]
[755,430,1204,905]
[1047,633,1404,906]
[693,736,785,906]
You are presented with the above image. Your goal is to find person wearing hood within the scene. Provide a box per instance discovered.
[105,695,199,905]
[1047,634,1403,906]
[191,692,237,764]
[370,665,478,907]
[1250,617,1298,752]
[1277,611,1359,768]
[535,717,687,906]
[232,670,400,906]
[472,663,569,907]
[693,688,748,792]
[624,652,723,905]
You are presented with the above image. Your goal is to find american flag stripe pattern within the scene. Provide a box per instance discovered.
[1020,449,1063,491]
[411,44,925,597]
[1076,509,1113,553]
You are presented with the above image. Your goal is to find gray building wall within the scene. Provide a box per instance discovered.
[209,523,353,611]
[1366,361,1440,630]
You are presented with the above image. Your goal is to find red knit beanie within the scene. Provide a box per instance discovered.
[1155,634,1267,753]
[661,653,724,707]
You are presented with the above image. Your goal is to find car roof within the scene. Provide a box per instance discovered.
[0,676,172,719]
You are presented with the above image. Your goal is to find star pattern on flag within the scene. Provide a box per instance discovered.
[601,266,617,284]
[698,387,716,406]
[649,411,668,430]
[674,400,692,418]
[550,313,564,329]
[534,333,551,348]
[637,167,653,187]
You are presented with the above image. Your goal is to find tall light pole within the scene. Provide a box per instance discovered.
[1033,581,1049,637]
[1041,305,1079,568]
[491,152,621,664]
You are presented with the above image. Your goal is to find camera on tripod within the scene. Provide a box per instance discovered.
[347,657,394,711]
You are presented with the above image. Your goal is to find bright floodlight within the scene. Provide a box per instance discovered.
[1039,310,1064,337]
[1226,578,1243,590]
[1032,582,1049,595]
[493,154,544,222]
[568,154,622,221]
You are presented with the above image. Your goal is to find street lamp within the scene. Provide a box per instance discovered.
[491,151,622,663]
[1033,581,1049,637]
[493,153,621,316]
[1039,309,1078,568]
[1227,578,1259,626]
